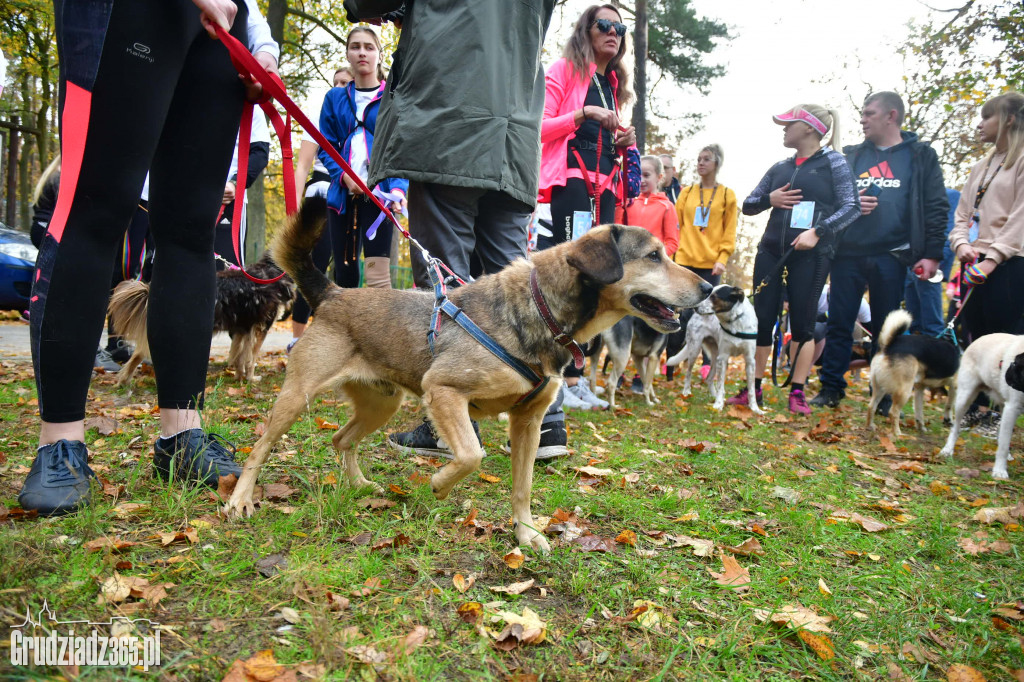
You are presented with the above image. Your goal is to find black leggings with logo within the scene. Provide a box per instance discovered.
[32,0,247,422]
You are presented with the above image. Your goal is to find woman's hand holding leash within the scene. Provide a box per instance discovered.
[193,0,237,37]
[584,106,619,131]
[615,125,636,147]
[791,229,819,251]
[770,183,802,209]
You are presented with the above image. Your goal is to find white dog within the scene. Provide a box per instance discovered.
[667,284,762,415]
[940,333,1024,479]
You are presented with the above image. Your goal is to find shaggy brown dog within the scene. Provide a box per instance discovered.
[223,205,711,552]
[108,254,295,384]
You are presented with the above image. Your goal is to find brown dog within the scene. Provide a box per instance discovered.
[223,206,711,552]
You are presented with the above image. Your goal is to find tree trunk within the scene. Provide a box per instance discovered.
[245,171,267,264]
[267,0,287,44]
[5,117,18,227]
[631,0,648,154]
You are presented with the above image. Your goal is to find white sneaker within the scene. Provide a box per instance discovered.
[561,385,592,411]
[570,379,609,409]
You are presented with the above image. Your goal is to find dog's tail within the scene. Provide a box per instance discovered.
[108,280,150,352]
[271,202,332,313]
[877,308,912,352]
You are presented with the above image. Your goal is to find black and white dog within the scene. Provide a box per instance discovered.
[866,309,959,437]
[941,334,1024,479]
[667,284,762,414]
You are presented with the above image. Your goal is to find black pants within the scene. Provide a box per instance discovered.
[961,256,1024,340]
[32,0,247,422]
[291,194,332,324]
[329,194,393,288]
[752,248,829,347]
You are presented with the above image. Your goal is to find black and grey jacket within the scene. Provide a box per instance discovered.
[841,132,948,263]
[743,147,860,259]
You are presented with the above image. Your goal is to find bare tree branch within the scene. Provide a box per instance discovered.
[286,6,347,43]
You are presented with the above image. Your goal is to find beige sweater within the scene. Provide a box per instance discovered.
[949,150,1024,264]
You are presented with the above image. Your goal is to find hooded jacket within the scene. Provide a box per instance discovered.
[840,131,948,262]
[318,81,408,213]
[615,191,679,255]
[343,0,555,208]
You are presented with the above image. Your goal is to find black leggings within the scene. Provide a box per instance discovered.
[961,255,1024,340]
[32,0,247,422]
[292,194,332,324]
[752,248,829,347]
[329,194,393,288]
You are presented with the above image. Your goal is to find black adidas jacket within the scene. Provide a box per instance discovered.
[841,131,948,263]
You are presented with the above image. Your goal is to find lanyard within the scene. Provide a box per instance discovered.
[973,154,1004,213]
[591,73,613,112]
[697,183,717,231]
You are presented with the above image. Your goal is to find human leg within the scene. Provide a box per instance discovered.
[815,256,867,400]
[407,181,486,288]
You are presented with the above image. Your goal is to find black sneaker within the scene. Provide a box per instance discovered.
[94,348,121,372]
[874,394,892,417]
[153,429,242,487]
[387,418,483,459]
[18,440,95,516]
[107,338,134,364]
[500,420,570,461]
[630,375,644,394]
[536,421,569,460]
[808,388,843,408]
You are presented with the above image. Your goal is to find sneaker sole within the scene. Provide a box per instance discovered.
[535,445,569,460]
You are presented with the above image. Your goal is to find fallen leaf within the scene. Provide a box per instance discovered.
[574,465,613,477]
[573,535,616,552]
[973,506,1019,525]
[278,607,301,624]
[326,592,349,612]
[255,553,288,578]
[772,486,801,504]
[850,513,889,532]
[479,472,501,484]
[396,625,430,656]
[958,537,990,556]
[457,601,483,624]
[217,474,239,501]
[489,579,535,595]
[84,415,119,435]
[722,538,765,557]
[797,630,835,661]
[84,537,137,553]
[346,645,390,665]
[709,554,750,592]
[348,531,373,546]
[615,530,637,546]
[946,664,986,682]
[930,480,952,496]
[357,497,396,510]
[818,578,832,598]
[370,534,411,552]
[388,484,409,496]
[262,483,297,501]
[753,603,833,632]
[314,416,339,430]
[452,574,474,593]
[490,607,547,648]
[503,548,525,569]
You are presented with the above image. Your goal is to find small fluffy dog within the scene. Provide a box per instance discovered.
[109,253,295,384]
[667,284,762,415]
[866,309,960,437]
[941,333,1024,479]
[592,316,669,408]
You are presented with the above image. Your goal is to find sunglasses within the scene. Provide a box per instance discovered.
[591,18,627,37]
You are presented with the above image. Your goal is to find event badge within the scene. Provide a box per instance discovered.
[790,201,815,230]
[572,211,594,241]
[693,207,709,229]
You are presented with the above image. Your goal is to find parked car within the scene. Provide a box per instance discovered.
[0,222,37,311]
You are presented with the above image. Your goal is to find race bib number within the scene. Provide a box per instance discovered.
[572,211,594,241]
[790,201,816,230]
[693,207,709,229]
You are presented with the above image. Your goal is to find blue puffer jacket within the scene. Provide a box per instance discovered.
[317,81,409,213]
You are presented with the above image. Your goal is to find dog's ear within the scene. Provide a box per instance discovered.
[566,225,624,285]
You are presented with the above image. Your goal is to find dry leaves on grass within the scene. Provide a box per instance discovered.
[157,528,199,546]
[946,664,987,682]
[490,579,535,595]
[370,533,411,553]
[709,553,750,593]
[722,538,765,557]
[753,603,833,633]
[97,573,175,608]
[84,415,120,435]
[84,536,138,553]
[973,504,1024,525]
[797,630,835,661]
[488,607,547,650]
[452,573,475,593]
[958,532,1012,556]
[503,548,525,569]
[357,497,396,510]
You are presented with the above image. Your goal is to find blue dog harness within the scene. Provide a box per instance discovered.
[425,259,584,406]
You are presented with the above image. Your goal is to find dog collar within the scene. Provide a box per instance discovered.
[530,269,585,370]
[720,325,758,340]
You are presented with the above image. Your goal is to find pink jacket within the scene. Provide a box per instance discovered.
[539,58,636,203]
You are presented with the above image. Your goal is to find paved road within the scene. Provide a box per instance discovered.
[0,320,294,363]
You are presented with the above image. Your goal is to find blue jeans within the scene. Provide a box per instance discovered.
[819,254,907,395]
[903,271,944,336]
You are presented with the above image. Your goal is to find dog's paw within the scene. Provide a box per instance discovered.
[712,400,725,411]
[939,446,954,458]
[515,523,551,554]
[349,476,383,494]
[752,406,765,416]
[222,496,256,520]
[1009,453,1016,462]
[992,467,1010,480]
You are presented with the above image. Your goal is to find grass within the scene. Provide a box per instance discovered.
[1,339,1023,681]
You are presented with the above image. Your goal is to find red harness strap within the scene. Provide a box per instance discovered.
[570,129,620,223]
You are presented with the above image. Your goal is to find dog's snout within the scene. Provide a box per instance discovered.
[699,281,713,299]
